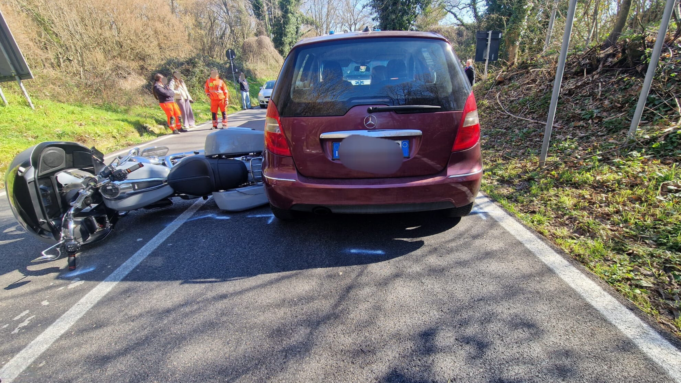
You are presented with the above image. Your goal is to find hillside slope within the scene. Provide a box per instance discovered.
[477,33,681,336]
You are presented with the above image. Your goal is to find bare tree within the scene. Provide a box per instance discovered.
[443,0,483,30]
[304,0,339,35]
[338,0,373,32]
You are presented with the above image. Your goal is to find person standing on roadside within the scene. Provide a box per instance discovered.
[169,71,196,130]
[464,59,475,86]
[238,73,251,110]
[205,69,229,129]
[152,73,185,134]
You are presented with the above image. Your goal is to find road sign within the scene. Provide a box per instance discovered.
[0,8,34,108]
[474,31,502,63]
[226,49,236,61]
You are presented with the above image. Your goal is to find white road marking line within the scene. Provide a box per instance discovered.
[475,194,681,382]
[104,135,175,159]
[0,197,207,383]
[0,191,6,198]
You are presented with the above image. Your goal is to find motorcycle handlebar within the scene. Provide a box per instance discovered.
[124,162,144,174]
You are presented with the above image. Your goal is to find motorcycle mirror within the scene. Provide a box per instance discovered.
[141,146,169,158]
[91,147,105,162]
[118,148,140,164]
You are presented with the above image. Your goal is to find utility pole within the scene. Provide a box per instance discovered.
[0,85,7,106]
[543,0,559,53]
[628,0,677,139]
[539,0,578,167]
[484,30,492,78]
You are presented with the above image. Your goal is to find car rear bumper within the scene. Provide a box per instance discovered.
[263,145,482,214]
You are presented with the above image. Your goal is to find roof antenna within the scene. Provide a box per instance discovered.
[362,26,370,32]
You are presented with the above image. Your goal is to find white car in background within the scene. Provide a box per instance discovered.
[258,80,275,108]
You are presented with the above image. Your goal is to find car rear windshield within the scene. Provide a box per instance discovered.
[274,37,471,117]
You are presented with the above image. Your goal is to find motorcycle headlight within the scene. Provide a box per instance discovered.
[100,182,133,199]
[100,183,121,199]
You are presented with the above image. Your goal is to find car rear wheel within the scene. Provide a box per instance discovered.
[270,204,296,220]
[442,202,474,218]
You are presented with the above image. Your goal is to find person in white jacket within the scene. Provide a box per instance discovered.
[169,72,196,129]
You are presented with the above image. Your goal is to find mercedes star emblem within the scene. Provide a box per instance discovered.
[364,115,377,129]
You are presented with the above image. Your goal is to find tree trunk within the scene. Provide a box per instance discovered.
[585,0,600,47]
[603,0,632,48]
[673,0,681,39]
[513,0,534,64]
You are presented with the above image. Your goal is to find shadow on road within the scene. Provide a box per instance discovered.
[126,202,463,283]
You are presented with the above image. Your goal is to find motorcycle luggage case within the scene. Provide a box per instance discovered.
[204,128,264,156]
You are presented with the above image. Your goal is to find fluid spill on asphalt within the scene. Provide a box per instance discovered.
[344,249,386,256]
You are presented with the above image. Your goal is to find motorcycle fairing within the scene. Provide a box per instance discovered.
[5,142,97,242]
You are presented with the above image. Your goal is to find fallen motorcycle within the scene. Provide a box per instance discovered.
[4,128,267,269]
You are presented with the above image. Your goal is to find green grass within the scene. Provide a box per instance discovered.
[475,52,681,335]
[480,133,681,335]
[0,77,264,188]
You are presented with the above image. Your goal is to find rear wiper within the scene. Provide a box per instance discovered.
[367,105,441,113]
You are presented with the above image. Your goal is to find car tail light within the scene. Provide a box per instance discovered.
[264,101,291,156]
[452,93,480,152]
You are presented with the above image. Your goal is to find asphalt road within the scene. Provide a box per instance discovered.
[1,108,681,382]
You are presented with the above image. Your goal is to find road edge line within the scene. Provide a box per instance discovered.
[0,197,208,383]
[475,194,681,382]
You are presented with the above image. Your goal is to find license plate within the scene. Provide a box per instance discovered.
[333,140,409,160]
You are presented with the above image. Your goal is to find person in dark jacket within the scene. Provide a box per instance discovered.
[153,73,185,134]
[464,59,475,86]
[238,73,251,110]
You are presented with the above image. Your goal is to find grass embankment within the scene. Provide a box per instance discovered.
[477,34,681,336]
[0,77,265,188]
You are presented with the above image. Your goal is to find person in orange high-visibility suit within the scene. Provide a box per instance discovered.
[205,69,229,129]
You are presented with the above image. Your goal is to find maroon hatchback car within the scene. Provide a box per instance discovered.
[262,31,482,220]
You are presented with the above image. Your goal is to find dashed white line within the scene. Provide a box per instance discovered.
[0,197,207,383]
[475,194,681,382]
